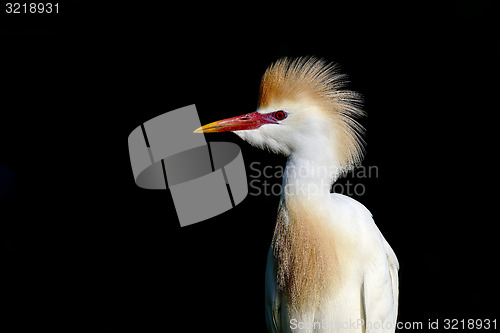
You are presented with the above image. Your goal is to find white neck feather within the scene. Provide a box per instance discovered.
[281,147,341,202]
[272,147,344,310]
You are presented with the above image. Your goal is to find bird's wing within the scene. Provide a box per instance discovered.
[362,239,399,333]
[329,193,399,332]
[383,237,399,323]
[265,245,281,333]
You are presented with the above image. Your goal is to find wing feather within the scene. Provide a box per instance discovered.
[265,245,281,332]
[362,239,399,333]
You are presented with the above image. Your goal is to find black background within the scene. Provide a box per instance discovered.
[1,1,497,332]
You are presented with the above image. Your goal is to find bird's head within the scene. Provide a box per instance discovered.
[195,57,365,173]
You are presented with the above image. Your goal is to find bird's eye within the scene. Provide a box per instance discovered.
[274,110,287,121]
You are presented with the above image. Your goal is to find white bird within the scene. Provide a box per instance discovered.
[195,57,399,333]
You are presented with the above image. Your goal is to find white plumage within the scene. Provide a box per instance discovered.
[195,57,399,333]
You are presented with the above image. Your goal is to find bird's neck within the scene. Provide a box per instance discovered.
[281,152,340,202]
[273,152,342,310]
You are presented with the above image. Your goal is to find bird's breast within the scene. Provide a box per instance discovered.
[272,196,359,312]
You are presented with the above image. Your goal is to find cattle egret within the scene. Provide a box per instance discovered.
[195,57,399,333]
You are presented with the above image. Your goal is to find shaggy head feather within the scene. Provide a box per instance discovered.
[257,56,365,171]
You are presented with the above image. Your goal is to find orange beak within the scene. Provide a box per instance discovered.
[194,112,278,133]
